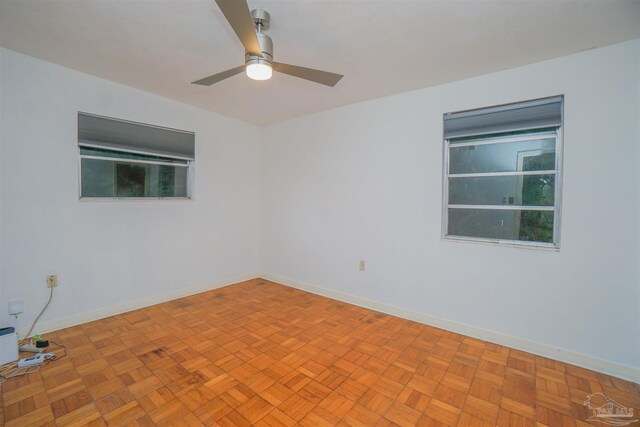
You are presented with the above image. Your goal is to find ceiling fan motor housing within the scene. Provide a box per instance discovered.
[245,9,272,67]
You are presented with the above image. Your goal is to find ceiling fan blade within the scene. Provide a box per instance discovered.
[215,0,263,57]
[272,62,343,87]
[192,65,245,86]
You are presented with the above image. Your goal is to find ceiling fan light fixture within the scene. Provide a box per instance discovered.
[191,2,343,87]
[246,61,272,81]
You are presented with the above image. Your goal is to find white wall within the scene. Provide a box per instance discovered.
[1,40,638,381]
[0,48,261,332]
[261,40,640,377]
[0,52,4,326]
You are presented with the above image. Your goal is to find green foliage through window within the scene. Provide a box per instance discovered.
[80,148,190,198]
[445,130,559,246]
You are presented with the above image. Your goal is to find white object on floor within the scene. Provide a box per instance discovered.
[0,332,19,365]
[17,353,53,368]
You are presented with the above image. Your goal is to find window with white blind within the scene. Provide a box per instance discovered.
[442,96,563,249]
[78,113,194,199]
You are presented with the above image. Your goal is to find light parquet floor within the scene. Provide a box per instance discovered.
[1,279,638,426]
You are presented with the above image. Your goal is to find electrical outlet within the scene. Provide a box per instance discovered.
[47,274,58,288]
[359,260,366,272]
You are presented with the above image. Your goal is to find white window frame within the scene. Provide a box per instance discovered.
[78,149,194,201]
[441,128,564,250]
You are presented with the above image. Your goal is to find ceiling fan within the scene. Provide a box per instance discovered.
[192,0,343,87]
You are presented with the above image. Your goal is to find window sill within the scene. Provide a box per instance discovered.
[79,197,192,202]
[442,235,559,251]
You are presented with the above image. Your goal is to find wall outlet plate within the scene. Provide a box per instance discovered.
[47,274,58,288]
[8,299,24,316]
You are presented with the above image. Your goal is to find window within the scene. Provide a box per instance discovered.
[78,113,194,199]
[442,96,563,248]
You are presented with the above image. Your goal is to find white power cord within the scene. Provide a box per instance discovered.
[20,287,53,342]
[0,365,41,384]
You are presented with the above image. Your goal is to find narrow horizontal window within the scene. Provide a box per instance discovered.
[78,113,194,199]
[80,148,189,198]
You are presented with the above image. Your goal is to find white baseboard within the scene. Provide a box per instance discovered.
[21,270,638,383]
[21,272,261,338]
[259,272,640,384]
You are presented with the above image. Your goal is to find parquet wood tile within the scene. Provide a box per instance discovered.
[1,279,638,426]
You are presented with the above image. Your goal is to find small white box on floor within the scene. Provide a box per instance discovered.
[0,329,19,365]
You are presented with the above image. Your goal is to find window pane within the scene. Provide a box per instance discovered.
[81,158,188,198]
[81,158,115,197]
[449,175,555,206]
[116,164,146,197]
[449,138,555,174]
[448,209,554,243]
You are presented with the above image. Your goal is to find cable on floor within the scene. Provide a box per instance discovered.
[0,338,67,384]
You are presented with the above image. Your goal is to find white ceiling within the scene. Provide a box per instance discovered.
[1,0,639,125]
